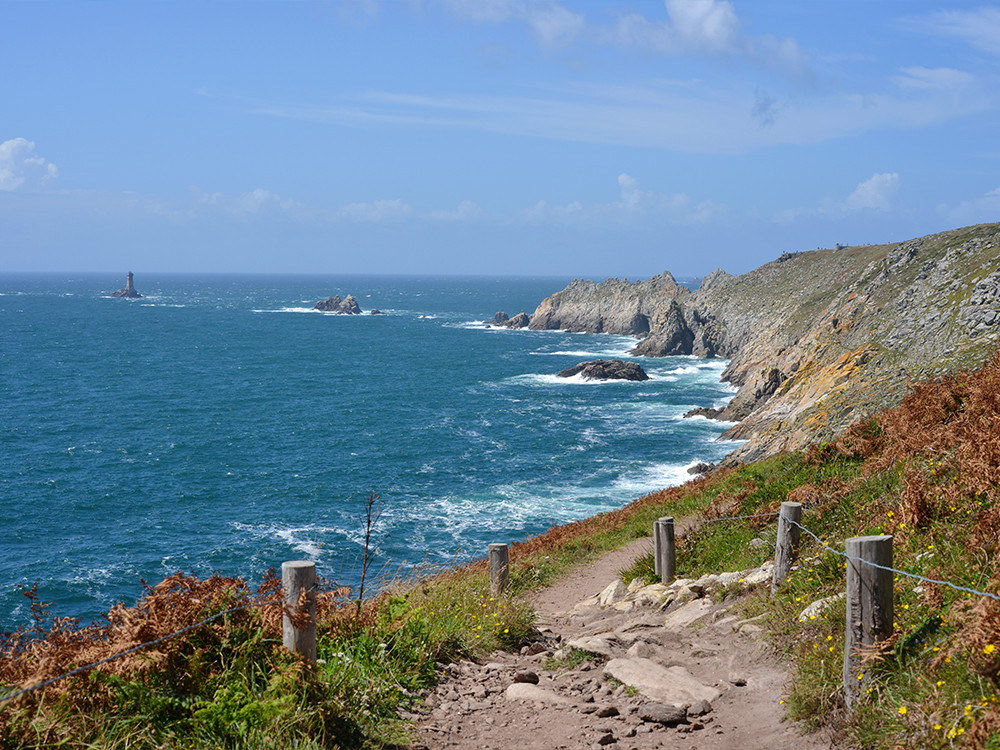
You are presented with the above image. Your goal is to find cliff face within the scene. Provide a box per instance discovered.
[527,223,1000,463]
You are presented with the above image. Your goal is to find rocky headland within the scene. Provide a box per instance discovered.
[514,223,1000,463]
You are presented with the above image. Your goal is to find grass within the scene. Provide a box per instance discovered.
[5,350,1000,748]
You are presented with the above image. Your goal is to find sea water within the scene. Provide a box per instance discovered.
[0,274,740,628]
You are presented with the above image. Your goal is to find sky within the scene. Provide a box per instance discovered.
[2,0,999,279]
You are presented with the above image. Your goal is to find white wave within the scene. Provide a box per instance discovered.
[663,365,701,375]
[508,373,646,387]
[611,460,707,494]
[230,521,370,561]
[254,306,387,316]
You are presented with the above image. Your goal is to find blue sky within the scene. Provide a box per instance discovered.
[2,0,999,278]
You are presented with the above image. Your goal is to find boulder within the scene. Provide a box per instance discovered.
[598,579,631,607]
[487,311,510,326]
[558,360,650,382]
[683,407,723,420]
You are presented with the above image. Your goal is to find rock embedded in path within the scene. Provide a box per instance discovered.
[638,703,688,725]
[505,682,574,706]
[558,360,650,382]
[604,658,721,706]
[513,670,540,684]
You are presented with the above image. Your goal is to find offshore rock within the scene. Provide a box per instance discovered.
[486,311,532,328]
[111,271,143,298]
[506,312,531,328]
[558,360,650,382]
[314,294,362,314]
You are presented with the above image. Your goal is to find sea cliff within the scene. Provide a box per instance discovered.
[525,223,1000,462]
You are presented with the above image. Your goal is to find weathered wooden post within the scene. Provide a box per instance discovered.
[843,535,893,710]
[282,560,317,665]
[771,501,803,596]
[654,519,661,577]
[489,543,510,597]
[655,517,675,585]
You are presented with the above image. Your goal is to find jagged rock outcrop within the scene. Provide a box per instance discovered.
[314,295,362,314]
[529,273,685,336]
[111,271,143,298]
[558,360,650,382]
[524,223,1000,462]
[506,312,531,328]
[486,311,532,328]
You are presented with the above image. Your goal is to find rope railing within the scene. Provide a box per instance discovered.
[784,515,1000,603]
[647,504,1000,710]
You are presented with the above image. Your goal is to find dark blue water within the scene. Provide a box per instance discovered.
[0,274,739,628]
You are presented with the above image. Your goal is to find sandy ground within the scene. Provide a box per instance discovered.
[411,538,844,750]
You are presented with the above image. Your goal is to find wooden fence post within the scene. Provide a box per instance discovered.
[489,543,510,597]
[282,560,317,665]
[771,501,803,596]
[842,535,893,710]
[655,517,675,585]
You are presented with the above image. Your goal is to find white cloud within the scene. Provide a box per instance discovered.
[774,172,900,222]
[257,71,996,155]
[892,66,976,91]
[438,0,583,45]
[337,199,414,222]
[938,186,1000,223]
[605,0,809,77]
[904,7,1000,56]
[429,200,483,221]
[194,187,299,214]
[0,138,58,191]
[524,172,723,225]
[665,0,740,54]
[845,172,899,211]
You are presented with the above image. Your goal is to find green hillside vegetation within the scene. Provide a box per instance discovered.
[3,350,1000,748]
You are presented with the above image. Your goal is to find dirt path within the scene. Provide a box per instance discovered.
[412,539,843,750]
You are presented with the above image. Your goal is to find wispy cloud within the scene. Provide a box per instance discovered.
[335,199,414,222]
[523,172,724,226]
[439,0,584,46]
[252,71,996,155]
[774,172,900,223]
[938,186,1000,224]
[195,187,301,215]
[429,200,483,222]
[903,7,1000,56]
[0,138,58,191]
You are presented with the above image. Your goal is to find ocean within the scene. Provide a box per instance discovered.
[0,274,739,628]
